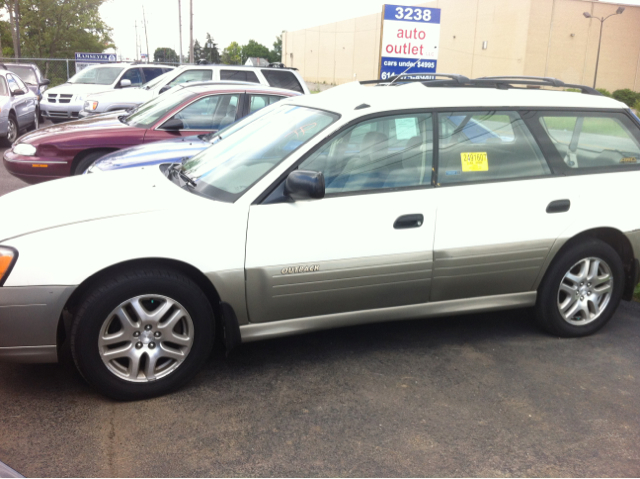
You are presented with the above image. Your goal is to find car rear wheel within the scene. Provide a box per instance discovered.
[536,239,624,337]
[3,114,18,146]
[70,268,215,400]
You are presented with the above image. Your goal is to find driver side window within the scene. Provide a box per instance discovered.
[167,69,212,88]
[299,113,434,194]
[172,94,240,130]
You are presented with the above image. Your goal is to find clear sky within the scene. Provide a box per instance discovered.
[99,0,640,61]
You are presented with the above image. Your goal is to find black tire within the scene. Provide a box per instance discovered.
[70,268,215,400]
[536,239,624,337]
[74,150,111,175]
[2,113,18,146]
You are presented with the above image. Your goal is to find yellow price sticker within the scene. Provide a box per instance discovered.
[461,152,488,172]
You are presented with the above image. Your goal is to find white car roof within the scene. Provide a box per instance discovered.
[287,82,628,117]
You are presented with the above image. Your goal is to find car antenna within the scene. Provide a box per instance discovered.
[387,58,423,86]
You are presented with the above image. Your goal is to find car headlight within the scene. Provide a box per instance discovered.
[84,100,99,111]
[13,143,37,156]
[0,246,18,286]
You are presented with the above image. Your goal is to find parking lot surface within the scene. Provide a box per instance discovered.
[0,142,639,477]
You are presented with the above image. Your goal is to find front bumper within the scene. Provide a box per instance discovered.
[40,101,83,121]
[3,149,71,184]
[0,285,75,363]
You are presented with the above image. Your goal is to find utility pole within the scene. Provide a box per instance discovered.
[178,0,183,64]
[142,6,150,63]
[14,0,20,58]
[135,21,139,61]
[189,0,194,63]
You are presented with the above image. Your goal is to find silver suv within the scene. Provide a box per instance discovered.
[40,63,174,122]
[1,75,640,400]
[79,64,309,117]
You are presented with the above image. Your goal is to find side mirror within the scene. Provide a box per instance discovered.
[284,170,325,200]
[12,89,25,96]
[39,79,50,86]
[159,85,171,94]
[161,118,183,130]
[119,79,132,88]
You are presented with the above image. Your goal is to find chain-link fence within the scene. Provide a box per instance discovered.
[0,58,183,87]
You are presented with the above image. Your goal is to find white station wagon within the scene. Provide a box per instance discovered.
[1,75,640,400]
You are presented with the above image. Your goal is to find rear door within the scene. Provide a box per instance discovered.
[245,111,437,323]
[431,109,575,302]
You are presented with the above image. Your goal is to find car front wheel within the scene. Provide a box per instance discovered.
[70,268,215,400]
[536,239,624,337]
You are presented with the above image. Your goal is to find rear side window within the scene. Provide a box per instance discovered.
[142,68,166,83]
[437,111,550,185]
[220,70,259,83]
[261,69,304,93]
[248,94,284,114]
[168,69,213,87]
[539,113,640,169]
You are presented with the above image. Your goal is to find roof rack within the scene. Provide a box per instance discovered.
[361,74,600,95]
[360,73,470,85]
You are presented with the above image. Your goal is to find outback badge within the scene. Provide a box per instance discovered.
[281,264,320,274]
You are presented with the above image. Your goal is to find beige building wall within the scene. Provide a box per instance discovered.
[282,0,640,92]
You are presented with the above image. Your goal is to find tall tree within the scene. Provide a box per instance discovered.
[201,32,220,64]
[0,0,114,59]
[221,41,241,65]
[192,39,202,62]
[153,47,179,63]
[242,39,269,63]
[269,34,282,63]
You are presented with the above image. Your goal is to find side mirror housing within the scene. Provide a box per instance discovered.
[159,85,171,94]
[119,79,132,88]
[12,89,25,96]
[284,170,325,200]
[162,118,183,130]
[39,79,50,86]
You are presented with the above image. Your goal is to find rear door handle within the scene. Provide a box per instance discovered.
[547,199,571,214]
[394,214,424,229]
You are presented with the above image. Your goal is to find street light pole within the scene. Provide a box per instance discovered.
[583,7,625,89]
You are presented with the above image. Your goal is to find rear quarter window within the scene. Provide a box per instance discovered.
[261,69,304,93]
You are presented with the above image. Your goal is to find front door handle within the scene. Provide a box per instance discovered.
[547,199,571,214]
[394,214,424,229]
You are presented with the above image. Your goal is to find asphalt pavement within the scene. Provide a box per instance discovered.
[0,141,639,477]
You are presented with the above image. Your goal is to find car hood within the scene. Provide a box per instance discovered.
[46,83,116,96]
[86,87,153,103]
[16,112,127,144]
[0,166,190,242]
[92,135,212,171]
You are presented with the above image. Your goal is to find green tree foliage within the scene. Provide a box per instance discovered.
[0,0,114,58]
[242,39,269,63]
[193,39,202,62]
[612,89,640,108]
[268,34,282,63]
[0,20,15,57]
[221,41,242,65]
[201,33,220,64]
[153,47,178,63]
[596,88,612,97]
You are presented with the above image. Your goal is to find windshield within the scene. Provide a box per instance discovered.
[125,88,194,128]
[68,66,125,85]
[183,105,339,202]
[143,70,172,90]
[6,65,37,84]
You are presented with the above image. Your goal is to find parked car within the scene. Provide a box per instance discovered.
[86,98,292,173]
[4,83,298,183]
[39,63,175,122]
[79,64,309,117]
[2,76,640,401]
[0,69,39,145]
[2,63,50,101]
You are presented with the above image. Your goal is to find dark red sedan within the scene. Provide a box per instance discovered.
[3,83,299,183]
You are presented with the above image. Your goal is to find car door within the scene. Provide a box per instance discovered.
[144,93,243,142]
[244,112,437,323]
[430,109,577,302]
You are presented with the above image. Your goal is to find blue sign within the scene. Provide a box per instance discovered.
[379,4,441,81]
[75,52,117,63]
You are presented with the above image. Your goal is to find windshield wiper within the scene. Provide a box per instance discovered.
[169,163,197,187]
